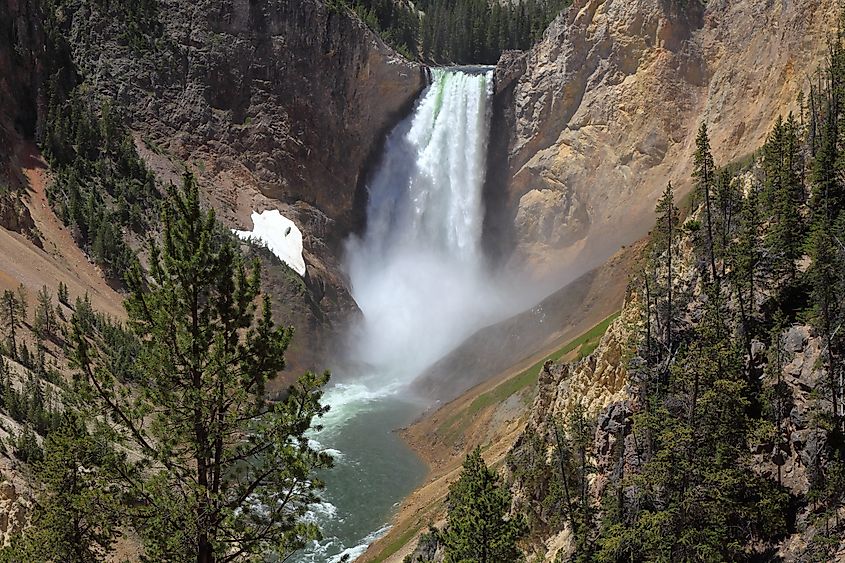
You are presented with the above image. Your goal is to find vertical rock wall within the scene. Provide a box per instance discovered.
[487,0,838,282]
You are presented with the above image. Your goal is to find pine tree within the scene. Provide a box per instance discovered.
[70,172,333,562]
[551,416,577,534]
[33,285,56,342]
[763,311,790,487]
[713,167,743,277]
[12,425,43,464]
[762,115,805,283]
[693,123,719,285]
[729,181,761,374]
[6,414,122,563]
[57,282,69,305]
[652,183,679,365]
[443,447,526,563]
[1,287,26,357]
[568,402,596,556]
[806,217,843,431]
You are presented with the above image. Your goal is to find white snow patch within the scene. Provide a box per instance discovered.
[233,210,306,276]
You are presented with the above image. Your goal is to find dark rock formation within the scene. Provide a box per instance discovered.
[59,0,425,243]
[0,0,47,178]
[0,0,427,376]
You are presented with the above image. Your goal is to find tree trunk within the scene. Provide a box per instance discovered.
[666,200,673,365]
[703,166,718,286]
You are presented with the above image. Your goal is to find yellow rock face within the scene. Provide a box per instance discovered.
[490,0,839,281]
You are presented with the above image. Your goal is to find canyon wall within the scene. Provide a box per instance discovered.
[63,0,427,372]
[58,0,425,241]
[487,0,838,280]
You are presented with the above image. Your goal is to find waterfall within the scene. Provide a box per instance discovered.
[295,67,505,563]
[343,67,501,390]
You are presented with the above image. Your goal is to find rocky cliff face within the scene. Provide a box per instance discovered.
[507,303,633,557]
[60,0,426,373]
[0,0,45,179]
[487,0,838,278]
[511,315,845,561]
[506,204,845,561]
[59,0,425,242]
[0,479,31,547]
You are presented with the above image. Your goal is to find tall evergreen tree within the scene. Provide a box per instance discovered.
[729,181,761,369]
[443,448,526,563]
[652,183,679,365]
[33,286,57,342]
[806,217,843,431]
[57,282,69,306]
[693,123,719,286]
[568,402,596,556]
[762,115,805,283]
[1,287,27,357]
[71,173,332,562]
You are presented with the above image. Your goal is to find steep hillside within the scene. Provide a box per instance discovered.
[0,0,425,545]
[506,63,845,558]
[58,0,424,241]
[362,312,622,563]
[404,103,845,562]
[484,0,838,277]
[393,6,845,562]
[507,229,845,559]
[412,241,640,403]
[1,0,428,376]
[0,145,130,544]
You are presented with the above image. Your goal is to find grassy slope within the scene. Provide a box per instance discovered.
[436,311,622,443]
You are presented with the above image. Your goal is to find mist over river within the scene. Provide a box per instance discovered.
[293,67,521,562]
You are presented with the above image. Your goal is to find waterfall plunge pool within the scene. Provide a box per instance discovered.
[293,388,428,563]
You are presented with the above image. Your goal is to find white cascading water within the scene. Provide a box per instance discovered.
[343,67,503,390]
[299,68,511,563]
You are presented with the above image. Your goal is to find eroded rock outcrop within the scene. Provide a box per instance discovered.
[59,0,424,240]
[507,303,633,559]
[507,207,845,561]
[488,0,838,278]
[0,477,32,547]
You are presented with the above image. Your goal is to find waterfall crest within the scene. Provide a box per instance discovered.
[344,68,502,389]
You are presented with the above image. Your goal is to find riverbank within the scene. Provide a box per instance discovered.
[360,314,620,563]
[362,317,634,562]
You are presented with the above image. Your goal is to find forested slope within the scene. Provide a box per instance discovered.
[337,0,570,63]
[0,0,422,552]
